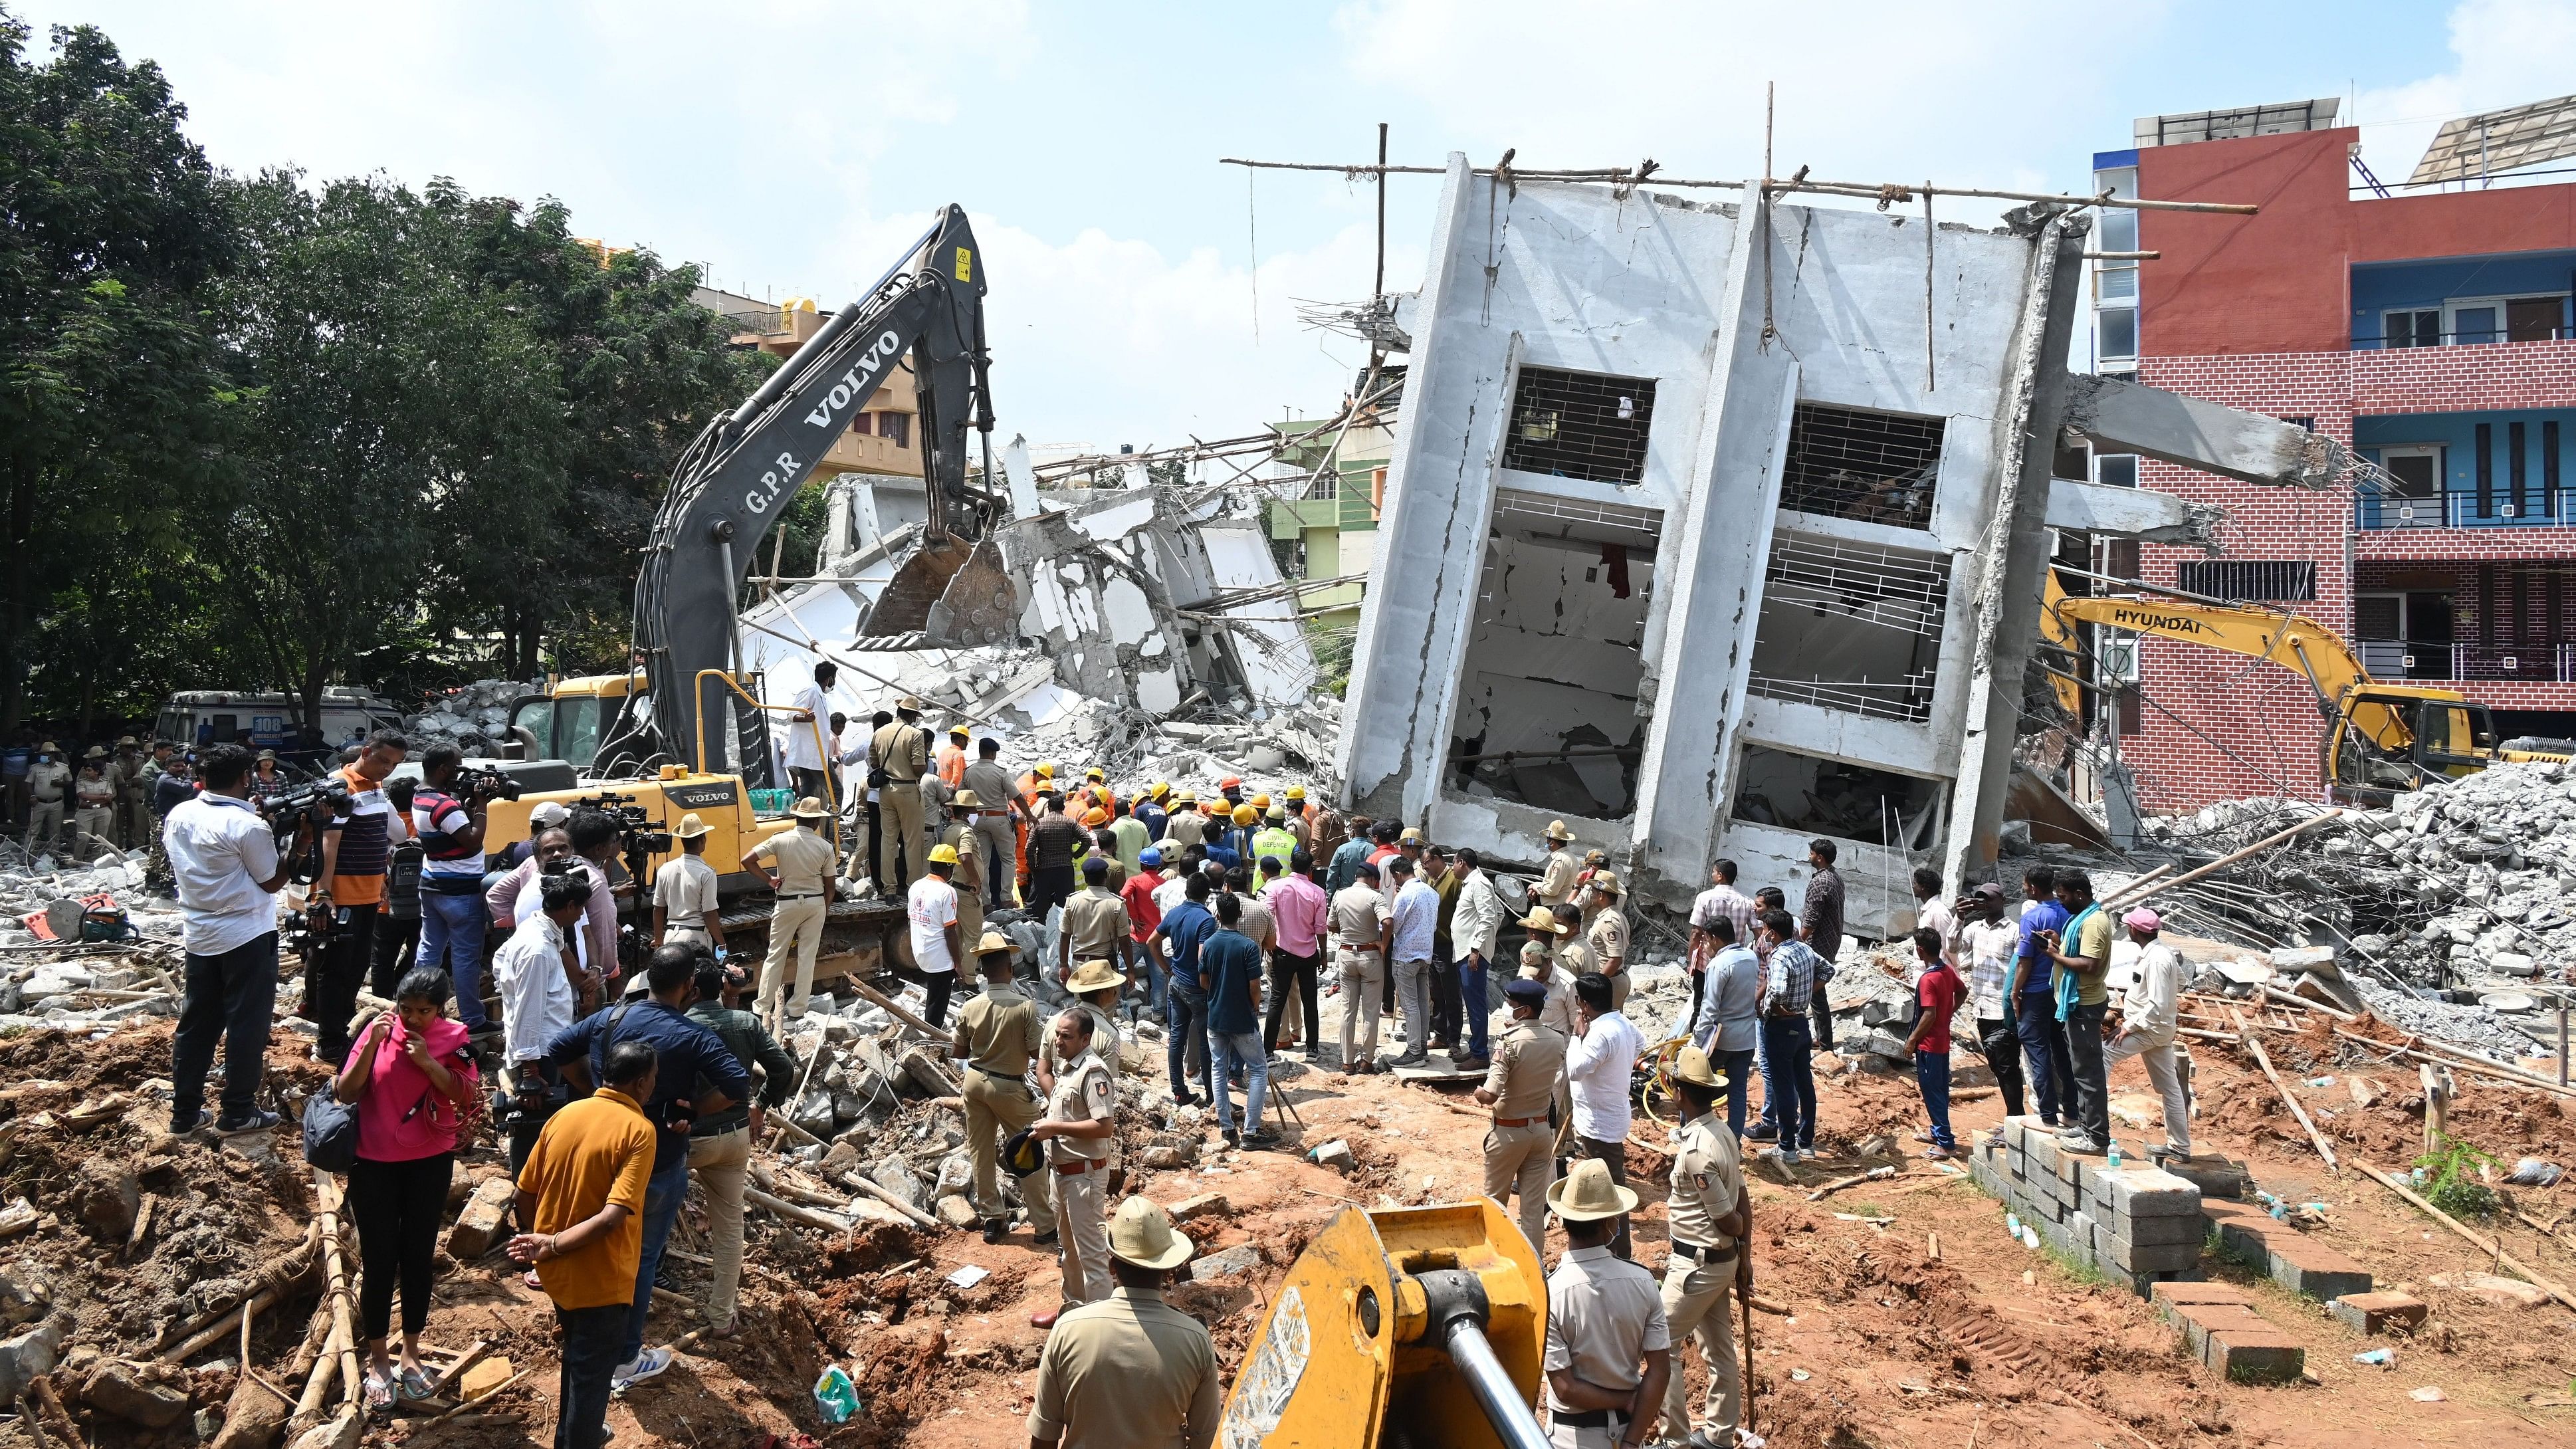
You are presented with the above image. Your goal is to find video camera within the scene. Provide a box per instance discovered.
[457,764,524,802]
[261,774,352,845]
[579,791,673,857]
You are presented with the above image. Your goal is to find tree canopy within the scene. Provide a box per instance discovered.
[0,9,770,736]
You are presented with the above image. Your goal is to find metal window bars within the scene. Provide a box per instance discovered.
[1499,366,1658,486]
[1746,534,1951,723]
[1778,403,1946,530]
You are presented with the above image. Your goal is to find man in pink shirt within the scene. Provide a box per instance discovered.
[1261,847,1329,1054]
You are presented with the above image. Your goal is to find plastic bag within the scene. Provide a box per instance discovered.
[813,1365,861,1425]
[2506,1157,2563,1188]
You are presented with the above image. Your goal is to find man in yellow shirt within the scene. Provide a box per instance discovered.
[511,1039,657,1449]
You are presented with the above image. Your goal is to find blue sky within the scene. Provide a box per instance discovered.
[18,1,2576,449]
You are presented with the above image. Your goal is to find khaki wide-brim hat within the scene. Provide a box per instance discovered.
[84,746,107,759]
[790,796,831,820]
[1519,908,1566,935]
[117,735,138,747]
[1588,871,1621,894]
[1544,820,1574,842]
[1107,1194,1194,1270]
[952,789,984,809]
[1548,1157,1640,1222]
[673,812,712,839]
[896,695,925,710]
[1065,958,1124,994]
[1671,1043,1729,1089]
[976,931,1014,956]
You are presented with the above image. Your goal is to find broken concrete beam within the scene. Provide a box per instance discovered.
[1190,1244,1262,1282]
[446,1177,516,1260]
[2064,372,2343,492]
[83,1359,192,1427]
[900,1047,960,1098]
[2328,1291,2428,1335]
[1166,1192,1230,1224]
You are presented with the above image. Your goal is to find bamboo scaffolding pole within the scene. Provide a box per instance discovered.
[1216,157,2260,213]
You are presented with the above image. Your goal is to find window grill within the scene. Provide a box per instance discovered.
[1500,366,1658,486]
[1779,403,1945,529]
[2176,560,2316,602]
[1747,534,1952,723]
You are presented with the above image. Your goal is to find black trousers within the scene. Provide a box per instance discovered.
[507,1058,564,1178]
[922,971,955,1029]
[172,931,279,1126]
[1265,948,1320,1048]
[1028,865,1076,916]
[554,1302,627,1449]
[1809,982,1835,1051]
[370,908,417,999]
[313,902,379,1065]
[2066,1001,2111,1140]
[1576,1135,1633,1259]
[1428,946,1460,1046]
[348,1152,455,1340]
[1976,1015,2028,1119]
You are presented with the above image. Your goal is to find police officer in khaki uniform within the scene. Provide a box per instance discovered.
[1029,1004,1118,1329]
[1026,1196,1220,1449]
[23,742,67,856]
[1535,819,1581,907]
[1055,855,1134,989]
[871,695,932,891]
[950,933,1053,1244]
[1043,956,1127,1198]
[1553,901,1596,978]
[1586,872,1632,1012]
[1543,1159,1671,1449]
[1477,975,1566,1255]
[1656,1045,1751,1449]
[743,797,839,1032]
[1331,859,1391,1072]
[108,736,150,848]
[938,790,989,954]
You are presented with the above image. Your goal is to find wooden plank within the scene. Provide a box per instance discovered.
[2230,1008,2337,1172]
[2354,1160,2576,1315]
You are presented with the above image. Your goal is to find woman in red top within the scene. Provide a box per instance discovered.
[334,966,481,1408]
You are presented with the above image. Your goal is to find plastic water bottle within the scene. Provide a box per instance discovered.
[2105,1139,2122,1170]
[2005,1210,2021,1238]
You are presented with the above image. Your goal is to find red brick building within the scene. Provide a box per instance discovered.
[2088,100,2576,809]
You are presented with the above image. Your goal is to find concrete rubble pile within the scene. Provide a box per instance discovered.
[401,678,543,756]
[0,846,189,1033]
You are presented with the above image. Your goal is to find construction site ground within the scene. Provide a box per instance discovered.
[10,963,2576,1449]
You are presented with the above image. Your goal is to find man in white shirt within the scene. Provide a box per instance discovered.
[1957,883,2028,1147]
[2106,907,2191,1164]
[1449,849,1507,1069]
[494,870,593,1172]
[908,843,966,1029]
[1910,866,1959,971]
[780,661,838,809]
[165,744,299,1135]
[1564,972,1644,1259]
[1384,855,1439,1067]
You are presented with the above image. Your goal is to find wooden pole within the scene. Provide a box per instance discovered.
[2353,1160,2576,1315]
[315,1178,362,1410]
[2230,1009,2337,1172]
[842,975,946,1038]
[2420,1062,2452,1154]
[1740,1288,1758,1434]
[744,1186,856,1234]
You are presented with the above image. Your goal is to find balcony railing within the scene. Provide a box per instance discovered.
[2357,639,2576,683]
[2355,490,2576,530]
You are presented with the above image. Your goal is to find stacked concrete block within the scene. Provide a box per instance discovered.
[1968,1117,2209,1297]
[2202,1198,2375,1303]
[2151,1282,2307,1384]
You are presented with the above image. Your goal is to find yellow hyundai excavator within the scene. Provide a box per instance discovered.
[2040,572,2571,805]
[1220,1198,1554,1449]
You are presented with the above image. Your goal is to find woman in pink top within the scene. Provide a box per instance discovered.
[333,966,480,1408]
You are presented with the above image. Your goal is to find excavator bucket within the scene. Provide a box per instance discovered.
[864,536,1020,648]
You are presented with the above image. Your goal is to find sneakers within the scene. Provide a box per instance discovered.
[215,1108,280,1136]
[1743,1122,1779,1143]
[2149,1144,2189,1167]
[169,1108,211,1136]
[1241,1130,1281,1151]
[2058,1133,2107,1155]
[1767,1146,1802,1167]
[1222,1129,1241,1149]
[610,1347,675,1392]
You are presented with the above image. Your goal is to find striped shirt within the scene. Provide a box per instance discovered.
[324,766,403,907]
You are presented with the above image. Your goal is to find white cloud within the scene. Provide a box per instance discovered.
[2355,0,2576,187]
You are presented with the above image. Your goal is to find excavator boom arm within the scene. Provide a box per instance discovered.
[603,206,992,776]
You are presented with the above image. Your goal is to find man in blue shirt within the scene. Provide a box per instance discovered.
[1754,909,1822,1165]
[1325,817,1374,895]
[1689,916,1764,1137]
[1152,874,1218,1105]
[1199,893,1274,1149]
[548,945,750,1391]
[2008,865,2075,1129]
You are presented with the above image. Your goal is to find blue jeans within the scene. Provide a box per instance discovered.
[1210,1030,1269,1135]
[554,1302,626,1449]
[1166,986,1210,1099]
[1915,1048,1955,1150]
[417,887,489,1028]
[1760,1016,1816,1151]
[2014,994,2074,1124]
[172,931,279,1126]
[621,1156,687,1366]
[1713,1046,1757,1137]
[1751,1018,1775,1129]
[1139,948,1170,1022]
[1457,951,1491,1059]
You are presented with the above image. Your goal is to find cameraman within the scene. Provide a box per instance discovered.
[166,744,300,1134]
[494,867,592,1173]
[488,820,616,1011]
[413,746,500,1034]
[311,730,410,1067]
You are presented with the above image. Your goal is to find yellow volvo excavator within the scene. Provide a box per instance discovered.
[2040,573,2571,805]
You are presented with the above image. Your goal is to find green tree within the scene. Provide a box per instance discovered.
[207,170,562,740]
[0,14,236,731]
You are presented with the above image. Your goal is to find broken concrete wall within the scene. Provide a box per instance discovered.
[995,495,1195,715]
[1338,154,2086,930]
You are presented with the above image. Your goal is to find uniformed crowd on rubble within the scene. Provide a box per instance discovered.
[142,684,2191,1449]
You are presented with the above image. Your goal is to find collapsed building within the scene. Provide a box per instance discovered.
[1334,155,2389,933]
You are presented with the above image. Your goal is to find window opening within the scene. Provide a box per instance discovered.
[2176,560,2317,602]
[1779,404,1947,530]
[1729,745,1947,852]
[1747,533,1951,723]
[1499,366,1658,486]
